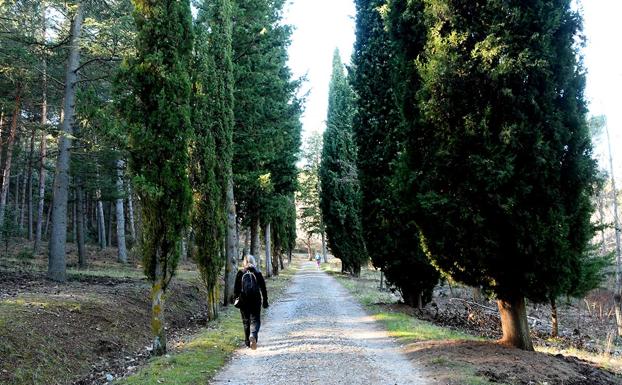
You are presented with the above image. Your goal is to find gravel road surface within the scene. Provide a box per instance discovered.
[211,262,427,385]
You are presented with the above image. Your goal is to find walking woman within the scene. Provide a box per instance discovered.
[234,255,269,349]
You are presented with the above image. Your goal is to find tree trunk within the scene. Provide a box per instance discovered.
[151,258,167,356]
[14,173,22,231]
[76,177,86,268]
[264,223,272,278]
[71,191,77,243]
[250,217,260,257]
[127,181,136,242]
[0,89,22,240]
[27,128,35,240]
[106,201,113,247]
[34,126,47,253]
[551,297,559,338]
[497,296,534,351]
[96,191,105,249]
[242,227,250,260]
[48,3,83,282]
[115,159,127,263]
[321,231,328,262]
[606,125,622,337]
[207,284,219,321]
[20,164,29,235]
[288,247,292,264]
[223,176,238,306]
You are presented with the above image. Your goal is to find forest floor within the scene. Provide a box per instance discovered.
[323,259,622,385]
[0,239,300,385]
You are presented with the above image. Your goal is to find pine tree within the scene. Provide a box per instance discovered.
[396,0,599,350]
[351,0,439,307]
[320,50,367,277]
[120,0,193,356]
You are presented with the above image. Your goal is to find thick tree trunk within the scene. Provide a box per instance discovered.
[497,296,534,351]
[34,5,48,253]
[127,181,136,242]
[264,223,272,278]
[48,3,83,282]
[551,297,559,338]
[223,176,238,306]
[115,159,127,263]
[288,248,292,264]
[96,191,105,250]
[0,89,22,240]
[207,284,219,321]
[151,258,167,356]
[76,177,86,268]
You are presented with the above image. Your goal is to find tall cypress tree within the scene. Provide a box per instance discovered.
[190,0,234,321]
[320,50,367,277]
[351,0,439,307]
[397,0,598,350]
[120,0,193,356]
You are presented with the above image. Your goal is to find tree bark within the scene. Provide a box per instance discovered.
[151,258,167,355]
[76,177,86,268]
[115,159,127,263]
[127,181,136,242]
[207,283,219,321]
[223,176,238,306]
[242,227,250,260]
[96,190,106,250]
[551,297,559,338]
[0,89,22,240]
[321,231,328,262]
[264,222,272,278]
[48,3,83,282]
[250,217,259,257]
[106,201,113,247]
[26,127,35,240]
[497,296,534,351]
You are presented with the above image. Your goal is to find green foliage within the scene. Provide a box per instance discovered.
[298,132,324,240]
[394,0,600,304]
[231,0,301,233]
[319,50,368,276]
[120,0,193,289]
[351,0,439,306]
[189,0,234,306]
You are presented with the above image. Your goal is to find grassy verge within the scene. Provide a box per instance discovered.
[323,259,621,384]
[322,260,505,385]
[117,258,301,385]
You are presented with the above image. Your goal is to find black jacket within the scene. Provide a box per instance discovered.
[234,266,268,308]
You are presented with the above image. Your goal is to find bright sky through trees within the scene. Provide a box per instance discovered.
[285,0,621,172]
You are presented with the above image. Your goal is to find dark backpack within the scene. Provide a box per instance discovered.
[241,270,260,300]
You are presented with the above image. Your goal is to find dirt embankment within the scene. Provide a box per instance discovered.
[0,270,207,385]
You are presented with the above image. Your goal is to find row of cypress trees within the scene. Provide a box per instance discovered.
[122,0,300,355]
[322,0,607,351]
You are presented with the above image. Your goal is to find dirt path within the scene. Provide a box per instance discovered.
[211,262,427,385]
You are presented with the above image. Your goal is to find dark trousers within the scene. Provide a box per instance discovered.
[240,306,261,346]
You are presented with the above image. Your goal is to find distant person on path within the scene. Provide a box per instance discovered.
[315,252,321,269]
[234,255,268,350]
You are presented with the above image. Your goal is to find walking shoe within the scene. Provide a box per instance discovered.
[249,335,257,350]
